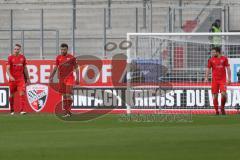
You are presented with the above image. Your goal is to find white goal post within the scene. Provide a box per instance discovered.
[126,32,240,114]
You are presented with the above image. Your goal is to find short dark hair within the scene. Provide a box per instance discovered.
[212,46,221,53]
[215,19,221,23]
[15,44,21,48]
[60,43,68,49]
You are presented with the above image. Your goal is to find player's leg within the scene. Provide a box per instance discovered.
[63,93,73,116]
[212,82,219,115]
[17,81,27,114]
[220,83,227,115]
[9,81,17,114]
[212,94,219,115]
[220,92,227,115]
[9,94,15,114]
[60,80,73,117]
[63,79,74,116]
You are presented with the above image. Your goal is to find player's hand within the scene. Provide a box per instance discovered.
[227,79,231,85]
[9,76,15,81]
[26,78,31,85]
[204,78,208,83]
[49,77,53,83]
[76,78,80,85]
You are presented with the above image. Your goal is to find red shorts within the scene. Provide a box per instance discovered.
[9,80,26,93]
[59,78,74,94]
[211,81,227,94]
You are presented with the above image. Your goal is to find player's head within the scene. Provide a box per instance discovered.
[215,19,221,28]
[13,44,21,54]
[60,43,68,55]
[211,47,221,57]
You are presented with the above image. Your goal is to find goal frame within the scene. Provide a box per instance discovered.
[126,32,240,114]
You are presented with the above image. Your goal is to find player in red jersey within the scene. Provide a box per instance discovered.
[6,44,30,115]
[204,47,231,115]
[49,43,79,117]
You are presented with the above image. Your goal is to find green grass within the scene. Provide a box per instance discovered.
[0,114,240,160]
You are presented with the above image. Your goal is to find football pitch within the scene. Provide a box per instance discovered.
[0,114,240,160]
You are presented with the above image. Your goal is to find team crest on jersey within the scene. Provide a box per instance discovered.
[26,84,48,112]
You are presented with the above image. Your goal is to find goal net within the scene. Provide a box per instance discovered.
[126,32,240,115]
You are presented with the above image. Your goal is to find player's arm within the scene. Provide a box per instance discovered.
[23,57,30,84]
[204,68,211,82]
[226,66,231,84]
[204,59,211,82]
[6,57,15,81]
[74,61,79,84]
[49,57,59,83]
[225,58,231,84]
[49,66,58,83]
[6,65,15,81]
[24,66,30,84]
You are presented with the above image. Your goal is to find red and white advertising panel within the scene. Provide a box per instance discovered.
[0,59,239,114]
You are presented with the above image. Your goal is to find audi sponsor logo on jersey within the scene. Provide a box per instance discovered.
[26,84,48,112]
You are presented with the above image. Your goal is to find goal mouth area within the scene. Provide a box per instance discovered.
[126,32,240,114]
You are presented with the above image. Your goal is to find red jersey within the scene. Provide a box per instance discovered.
[207,56,229,82]
[7,54,26,81]
[56,54,76,81]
